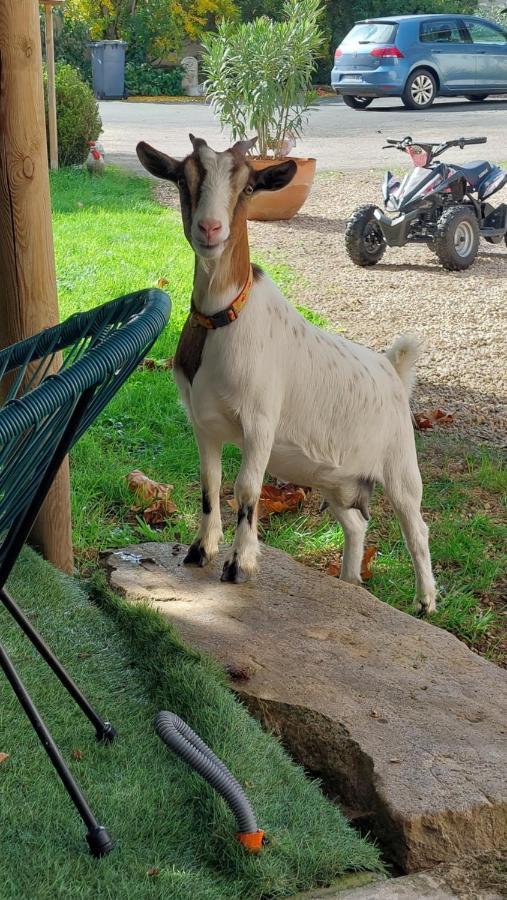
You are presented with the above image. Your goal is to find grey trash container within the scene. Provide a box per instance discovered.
[90,40,127,99]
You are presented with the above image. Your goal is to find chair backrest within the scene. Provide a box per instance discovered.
[0,289,170,572]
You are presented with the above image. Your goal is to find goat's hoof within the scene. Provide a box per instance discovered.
[221,555,248,584]
[414,594,437,616]
[184,540,207,567]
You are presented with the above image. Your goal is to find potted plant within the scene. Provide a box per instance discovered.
[201,0,323,221]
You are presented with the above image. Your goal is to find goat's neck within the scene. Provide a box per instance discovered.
[192,219,251,316]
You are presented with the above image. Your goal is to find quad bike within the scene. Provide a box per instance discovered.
[345,136,507,271]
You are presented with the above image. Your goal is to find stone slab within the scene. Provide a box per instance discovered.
[105,543,507,872]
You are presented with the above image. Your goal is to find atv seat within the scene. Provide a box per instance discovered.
[453,160,493,187]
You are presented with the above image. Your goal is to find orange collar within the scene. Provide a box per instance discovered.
[191,266,253,330]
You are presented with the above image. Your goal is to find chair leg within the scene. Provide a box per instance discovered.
[0,589,116,743]
[0,638,113,856]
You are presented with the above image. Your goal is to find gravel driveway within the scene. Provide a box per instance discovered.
[156,171,506,448]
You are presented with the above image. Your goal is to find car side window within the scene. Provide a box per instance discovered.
[465,20,507,44]
[420,20,464,43]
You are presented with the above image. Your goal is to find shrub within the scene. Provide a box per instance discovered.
[202,0,324,158]
[124,63,184,96]
[44,63,102,167]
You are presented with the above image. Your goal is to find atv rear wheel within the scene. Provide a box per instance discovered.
[345,205,386,266]
[434,206,480,271]
[342,96,373,110]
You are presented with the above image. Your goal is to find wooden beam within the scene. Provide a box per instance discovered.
[0,0,73,574]
[44,3,58,170]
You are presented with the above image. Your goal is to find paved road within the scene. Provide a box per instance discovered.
[100,96,507,172]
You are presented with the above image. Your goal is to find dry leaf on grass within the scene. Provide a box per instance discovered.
[414,409,454,430]
[326,547,377,581]
[71,749,84,761]
[127,470,177,524]
[157,277,169,288]
[147,867,160,877]
[140,357,173,370]
[227,483,310,520]
[0,752,9,764]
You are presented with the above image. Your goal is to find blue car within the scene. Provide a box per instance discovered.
[331,14,507,110]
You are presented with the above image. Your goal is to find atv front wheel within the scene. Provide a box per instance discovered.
[434,206,480,271]
[345,205,386,267]
[342,96,373,110]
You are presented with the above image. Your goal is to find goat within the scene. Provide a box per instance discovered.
[136,134,436,614]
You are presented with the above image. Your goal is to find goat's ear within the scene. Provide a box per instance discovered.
[136,141,179,182]
[253,159,297,193]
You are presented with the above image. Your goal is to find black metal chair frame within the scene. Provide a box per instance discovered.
[0,289,170,856]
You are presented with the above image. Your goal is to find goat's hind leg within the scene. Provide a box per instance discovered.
[384,464,436,614]
[184,429,223,567]
[324,493,369,586]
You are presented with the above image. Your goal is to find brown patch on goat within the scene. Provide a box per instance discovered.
[174,317,207,384]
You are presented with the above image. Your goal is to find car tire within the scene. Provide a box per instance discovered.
[464,94,489,102]
[342,96,373,110]
[402,69,437,110]
[345,205,387,267]
[434,206,480,271]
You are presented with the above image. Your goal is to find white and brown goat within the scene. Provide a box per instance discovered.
[137,135,436,614]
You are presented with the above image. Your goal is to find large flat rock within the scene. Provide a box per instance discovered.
[105,543,507,872]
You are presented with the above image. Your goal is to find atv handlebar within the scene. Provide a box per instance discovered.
[382,135,487,159]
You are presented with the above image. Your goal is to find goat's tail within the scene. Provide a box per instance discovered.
[385,335,421,398]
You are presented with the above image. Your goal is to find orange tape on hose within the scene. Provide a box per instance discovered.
[236,830,265,852]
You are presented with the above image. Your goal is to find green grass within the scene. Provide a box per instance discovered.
[0,549,381,899]
[52,168,506,665]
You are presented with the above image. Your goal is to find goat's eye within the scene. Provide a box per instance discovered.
[244,184,254,195]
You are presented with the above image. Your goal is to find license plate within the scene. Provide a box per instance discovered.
[343,74,362,82]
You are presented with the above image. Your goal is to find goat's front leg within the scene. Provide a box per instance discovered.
[221,422,274,584]
[184,430,223,567]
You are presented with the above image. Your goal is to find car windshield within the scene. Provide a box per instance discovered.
[342,22,397,46]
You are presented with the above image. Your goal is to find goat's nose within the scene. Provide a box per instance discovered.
[197,218,222,241]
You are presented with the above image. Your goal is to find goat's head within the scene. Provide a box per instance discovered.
[136,135,296,260]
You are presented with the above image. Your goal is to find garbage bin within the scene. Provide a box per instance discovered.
[89,40,127,99]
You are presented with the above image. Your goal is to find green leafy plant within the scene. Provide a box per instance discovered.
[124,62,184,96]
[202,0,324,158]
[43,63,102,166]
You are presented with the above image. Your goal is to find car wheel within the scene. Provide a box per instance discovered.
[434,206,480,271]
[402,69,437,110]
[345,205,386,267]
[464,94,489,102]
[342,96,373,110]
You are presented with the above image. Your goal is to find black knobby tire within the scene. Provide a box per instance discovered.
[434,206,480,271]
[345,205,386,267]
[342,95,373,110]
[464,94,488,102]
[402,69,437,110]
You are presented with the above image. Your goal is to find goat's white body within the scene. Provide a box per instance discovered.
[176,274,412,492]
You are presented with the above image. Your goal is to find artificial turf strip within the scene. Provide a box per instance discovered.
[0,549,382,899]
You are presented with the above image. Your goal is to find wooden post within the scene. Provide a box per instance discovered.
[42,1,59,171]
[0,0,73,573]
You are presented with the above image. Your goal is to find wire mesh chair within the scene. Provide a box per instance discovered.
[0,288,170,856]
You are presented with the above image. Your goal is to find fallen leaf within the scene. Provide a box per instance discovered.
[147,867,160,877]
[326,548,376,581]
[157,277,169,288]
[224,664,251,681]
[140,357,173,370]
[71,749,84,761]
[227,483,308,519]
[142,498,177,526]
[360,546,377,581]
[126,470,174,503]
[414,409,454,430]
[0,752,9,764]
[77,650,92,659]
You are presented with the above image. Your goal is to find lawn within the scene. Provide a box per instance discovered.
[52,167,506,665]
[0,549,381,899]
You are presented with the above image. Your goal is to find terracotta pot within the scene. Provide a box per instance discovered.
[247,156,316,222]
